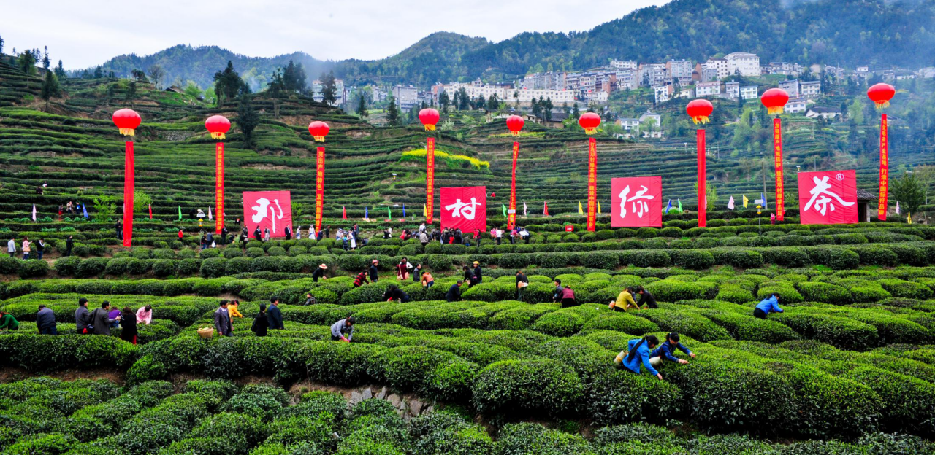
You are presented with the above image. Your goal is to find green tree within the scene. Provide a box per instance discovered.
[320,71,338,105]
[17,50,37,74]
[133,191,152,214]
[694,182,719,209]
[386,94,399,126]
[571,103,580,119]
[542,98,553,121]
[125,81,137,105]
[40,70,61,103]
[891,173,925,216]
[356,93,368,117]
[54,60,66,80]
[292,202,305,220]
[457,87,469,110]
[914,165,935,204]
[147,65,165,88]
[439,91,450,113]
[41,46,50,70]
[183,81,202,99]
[214,61,249,106]
[531,97,541,118]
[92,194,117,223]
[235,96,260,148]
[130,69,147,82]
[487,94,498,111]
[282,61,307,93]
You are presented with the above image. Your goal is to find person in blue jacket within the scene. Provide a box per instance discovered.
[649,332,695,366]
[614,335,663,380]
[754,294,783,319]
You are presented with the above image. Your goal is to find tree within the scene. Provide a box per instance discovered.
[267,69,285,96]
[130,69,148,82]
[891,173,925,216]
[439,91,450,113]
[913,165,935,204]
[54,60,66,80]
[42,46,50,70]
[282,61,307,93]
[17,50,37,74]
[356,93,368,117]
[487,94,498,111]
[133,191,152,214]
[320,71,338,105]
[91,194,117,223]
[386,94,400,126]
[214,61,249,106]
[694,181,719,209]
[147,65,165,88]
[183,81,202,99]
[125,81,137,103]
[531,97,541,119]
[40,70,60,103]
[542,98,553,121]
[93,66,103,79]
[457,87,469,110]
[571,103,580,119]
[235,96,260,148]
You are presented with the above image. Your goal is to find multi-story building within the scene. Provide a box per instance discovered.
[779,80,800,98]
[725,52,761,77]
[696,81,722,97]
[618,117,640,131]
[725,81,740,99]
[615,70,638,90]
[638,63,667,87]
[667,60,693,80]
[653,85,671,104]
[766,62,802,76]
[392,85,419,111]
[800,81,821,98]
[610,60,637,71]
[786,97,807,114]
[740,86,758,100]
[705,58,729,80]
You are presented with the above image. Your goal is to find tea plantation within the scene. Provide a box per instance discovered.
[2,64,935,454]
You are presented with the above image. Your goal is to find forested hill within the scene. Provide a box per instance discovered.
[91,0,935,88]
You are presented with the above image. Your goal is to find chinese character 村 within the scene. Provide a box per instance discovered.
[445,198,481,220]
[618,185,654,219]
[804,176,854,216]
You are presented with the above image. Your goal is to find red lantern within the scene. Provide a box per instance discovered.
[578,112,601,134]
[760,88,789,115]
[205,115,231,140]
[868,83,895,109]
[419,108,440,131]
[112,109,141,136]
[308,121,330,142]
[506,115,524,136]
[686,99,713,125]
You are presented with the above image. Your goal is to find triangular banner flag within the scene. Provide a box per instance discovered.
[148,203,153,219]
[365,206,369,219]
[82,204,89,219]
[665,199,672,215]
[743,195,749,208]
[32,204,37,222]
[578,201,583,215]
[343,206,347,219]
[402,204,406,218]
[895,201,900,215]
[523,202,527,216]
[543,201,549,216]
[208,207,213,220]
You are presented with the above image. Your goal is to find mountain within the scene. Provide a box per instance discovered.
[90,0,935,89]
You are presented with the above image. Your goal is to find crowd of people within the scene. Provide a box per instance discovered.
[6,237,47,260]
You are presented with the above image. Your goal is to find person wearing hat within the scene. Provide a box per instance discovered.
[312,263,328,282]
[331,316,355,342]
[369,259,380,282]
[472,261,483,285]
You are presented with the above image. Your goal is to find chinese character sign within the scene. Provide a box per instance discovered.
[243,191,293,237]
[315,146,325,233]
[773,118,785,221]
[440,186,486,233]
[426,138,436,224]
[215,142,225,234]
[878,114,889,220]
[586,137,598,231]
[611,177,662,227]
[798,170,857,225]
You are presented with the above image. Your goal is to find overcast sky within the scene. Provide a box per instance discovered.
[2,0,670,69]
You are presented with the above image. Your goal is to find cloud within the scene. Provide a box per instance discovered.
[1,0,670,68]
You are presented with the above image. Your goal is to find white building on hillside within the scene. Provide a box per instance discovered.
[787,97,807,114]
[800,81,821,98]
[610,60,638,70]
[696,81,721,97]
[741,86,758,100]
[779,80,800,98]
[725,81,740,99]
[392,85,419,111]
[705,59,729,80]
[725,52,761,77]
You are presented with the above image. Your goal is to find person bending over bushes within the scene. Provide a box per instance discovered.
[136,305,152,325]
[754,294,783,319]
[614,335,663,380]
[353,269,369,287]
[0,310,19,332]
[610,287,641,312]
[228,300,244,318]
[560,286,578,308]
[447,280,463,302]
[649,332,695,366]
[636,286,658,309]
[120,307,138,345]
[331,316,355,342]
[383,285,411,303]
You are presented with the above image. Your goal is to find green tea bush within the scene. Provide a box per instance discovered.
[644,280,707,302]
[587,369,682,425]
[669,250,715,270]
[473,359,583,417]
[846,366,935,437]
[19,259,49,278]
[638,310,731,342]
[774,313,879,350]
[75,257,107,278]
[796,281,852,305]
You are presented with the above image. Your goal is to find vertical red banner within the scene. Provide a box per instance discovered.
[215,142,224,234]
[123,141,134,247]
[697,129,706,228]
[426,137,435,224]
[586,137,597,231]
[774,118,784,221]
[315,146,325,234]
[508,141,518,229]
[878,114,889,220]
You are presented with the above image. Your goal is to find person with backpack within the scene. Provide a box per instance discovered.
[649,332,695,366]
[91,302,119,335]
[252,304,269,337]
[76,297,92,334]
[331,316,355,342]
[614,335,663,380]
[754,294,783,319]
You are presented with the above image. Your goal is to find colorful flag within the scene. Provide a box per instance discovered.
[82,204,88,219]
[402,204,406,218]
[365,206,369,219]
[578,201,583,215]
[343,206,347,219]
[728,196,735,210]
[598,201,602,214]
[543,201,549,216]
[760,192,767,209]
[423,204,427,217]
[502,204,507,217]
[523,202,527,216]
[743,195,749,208]
[208,207,213,220]
[178,206,182,221]
[148,203,153,219]
[908,213,913,224]
[388,207,392,219]
[665,199,673,214]
[895,201,900,215]
[32,204,37,222]
[677,199,683,213]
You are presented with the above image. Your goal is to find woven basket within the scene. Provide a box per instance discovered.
[197,328,214,339]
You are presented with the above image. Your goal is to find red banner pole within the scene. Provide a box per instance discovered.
[773,117,784,221]
[586,137,597,231]
[878,113,889,220]
[426,137,435,224]
[123,140,134,247]
[316,146,325,234]
[509,141,518,229]
[215,142,224,235]
[697,129,706,228]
